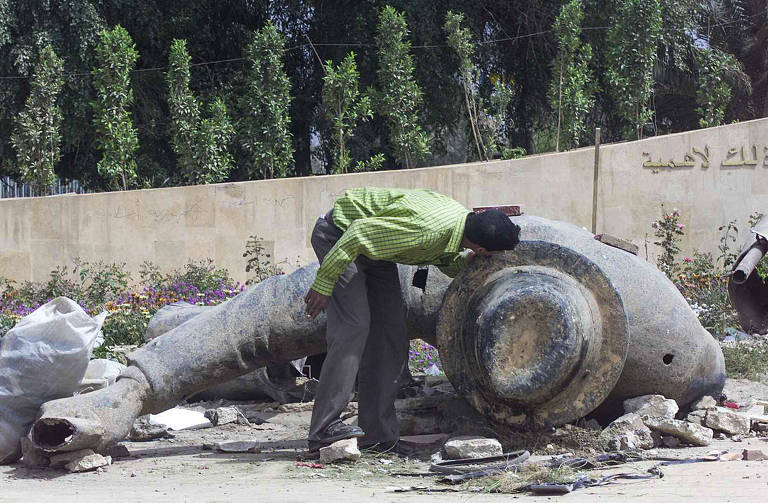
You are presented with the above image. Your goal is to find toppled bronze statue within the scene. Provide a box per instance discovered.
[28,216,725,455]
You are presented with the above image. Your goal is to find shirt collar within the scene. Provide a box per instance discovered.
[447,211,470,253]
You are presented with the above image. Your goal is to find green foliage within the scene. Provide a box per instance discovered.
[166,39,199,178]
[243,236,280,285]
[444,11,517,161]
[549,0,594,150]
[322,52,374,174]
[162,259,233,292]
[677,251,738,339]
[722,342,768,381]
[651,205,685,275]
[375,5,430,169]
[352,152,385,173]
[605,0,662,140]
[91,25,139,190]
[11,44,63,195]
[695,48,737,128]
[240,22,294,179]
[167,39,234,185]
[717,219,739,270]
[72,258,130,305]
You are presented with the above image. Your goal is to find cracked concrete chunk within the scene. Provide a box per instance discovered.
[642,416,713,446]
[215,440,259,453]
[705,409,750,435]
[685,409,708,426]
[623,394,679,419]
[600,413,654,451]
[65,453,111,473]
[319,438,361,463]
[204,406,240,426]
[742,449,768,461]
[49,449,96,468]
[20,437,49,468]
[443,437,503,459]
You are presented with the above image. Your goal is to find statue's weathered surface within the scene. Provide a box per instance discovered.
[28,216,724,454]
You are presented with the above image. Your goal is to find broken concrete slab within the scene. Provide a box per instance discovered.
[661,435,681,448]
[742,449,768,461]
[215,441,259,453]
[443,437,503,459]
[642,416,713,446]
[319,438,361,463]
[692,396,717,410]
[623,395,679,419]
[705,409,750,435]
[65,453,111,473]
[600,413,654,451]
[49,449,96,469]
[685,410,708,426]
[204,406,240,426]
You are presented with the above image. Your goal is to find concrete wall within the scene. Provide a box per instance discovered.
[1,118,767,283]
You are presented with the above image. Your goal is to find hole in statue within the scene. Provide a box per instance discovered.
[663,353,674,365]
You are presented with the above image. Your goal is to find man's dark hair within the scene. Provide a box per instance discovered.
[465,210,521,251]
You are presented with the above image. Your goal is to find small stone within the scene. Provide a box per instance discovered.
[600,413,654,451]
[705,409,750,436]
[624,395,679,419]
[642,417,713,446]
[204,406,240,426]
[692,396,718,410]
[49,449,96,468]
[742,449,768,461]
[20,437,50,468]
[65,453,111,473]
[754,423,768,433]
[662,435,681,448]
[443,437,503,459]
[319,438,361,463]
[731,435,743,442]
[685,410,708,426]
[715,432,727,440]
[129,417,174,441]
[215,441,259,453]
[130,472,137,477]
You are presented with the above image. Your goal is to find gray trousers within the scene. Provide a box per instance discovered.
[307,213,408,445]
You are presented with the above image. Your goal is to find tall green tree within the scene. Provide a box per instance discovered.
[11,44,64,195]
[321,52,377,174]
[240,22,294,179]
[167,39,234,185]
[91,24,139,190]
[604,0,663,140]
[695,48,738,129]
[375,5,430,169]
[549,0,594,150]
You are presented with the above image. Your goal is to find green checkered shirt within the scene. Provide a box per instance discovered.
[311,187,471,296]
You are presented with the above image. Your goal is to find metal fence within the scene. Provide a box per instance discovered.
[0,176,88,199]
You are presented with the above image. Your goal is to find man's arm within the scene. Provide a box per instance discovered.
[311,217,423,296]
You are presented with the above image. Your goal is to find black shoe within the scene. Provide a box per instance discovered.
[308,422,364,452]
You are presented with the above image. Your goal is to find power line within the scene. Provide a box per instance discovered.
[0,7,765,81]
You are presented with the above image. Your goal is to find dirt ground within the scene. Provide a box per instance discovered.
[2,383,768,502]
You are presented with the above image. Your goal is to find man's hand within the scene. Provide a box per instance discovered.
[304,289,330,320]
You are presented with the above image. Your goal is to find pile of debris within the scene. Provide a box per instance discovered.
[599,393,768,450]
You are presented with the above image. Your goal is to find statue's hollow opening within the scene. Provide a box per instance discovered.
[30,419,75,450]
[663,353,674,365]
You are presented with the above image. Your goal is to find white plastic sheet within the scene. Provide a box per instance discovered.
[0,297,107,464]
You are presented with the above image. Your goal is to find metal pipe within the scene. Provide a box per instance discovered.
[732,239,768,284]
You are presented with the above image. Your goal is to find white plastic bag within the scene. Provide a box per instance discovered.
[0,297,107,464]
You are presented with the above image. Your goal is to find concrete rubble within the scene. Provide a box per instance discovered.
[204,406,240,426]
[319,438,361,463]
[742,449,768,461]
[600,413,654,451]
[705,409,751,436]
[623,394,679,419]
[49,449,97,469]
[65,453,111,473]
[642,417,713,446]
[443,437,503,459]
[692,396,718,410]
